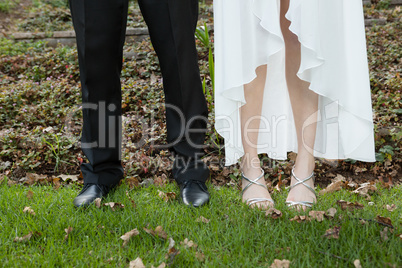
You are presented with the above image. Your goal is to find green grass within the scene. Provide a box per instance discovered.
[0,3,401,267]
[0,0,19,13]
[0,181,401,267]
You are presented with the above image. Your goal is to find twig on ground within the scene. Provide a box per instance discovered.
[355,217,394,229]
[317,250,348,261]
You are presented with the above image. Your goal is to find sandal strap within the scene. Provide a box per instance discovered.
[242,169,274,206]
[247,198,275,206]
[241,168,266,195]
[289,166,315,196]
[286,166,316,209]
[285,200,314,208]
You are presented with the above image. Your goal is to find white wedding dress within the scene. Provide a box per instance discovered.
[214,0,376,166]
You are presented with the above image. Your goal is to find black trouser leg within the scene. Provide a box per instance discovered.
[138,0,209,183]
[69,0,128,187]
[138,0,209,158]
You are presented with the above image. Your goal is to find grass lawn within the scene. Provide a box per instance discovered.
[0,1,401,267]
[0,181,401,267]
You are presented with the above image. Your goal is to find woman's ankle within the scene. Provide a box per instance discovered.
[241,156,262,178]
[293,154,315,178]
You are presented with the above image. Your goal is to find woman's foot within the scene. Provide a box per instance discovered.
[241,166,274,209]
[285,164,316,211]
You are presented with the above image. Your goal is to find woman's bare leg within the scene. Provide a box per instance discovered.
[280,0,318,209]
[240,65,273,209]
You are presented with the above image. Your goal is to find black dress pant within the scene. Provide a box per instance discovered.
[69,0,209,187]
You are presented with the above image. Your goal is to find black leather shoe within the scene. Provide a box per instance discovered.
[73,184,109,207]
[179,180,210,207]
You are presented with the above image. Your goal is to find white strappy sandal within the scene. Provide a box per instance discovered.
[285,167,316,209]
[241,168,274,208]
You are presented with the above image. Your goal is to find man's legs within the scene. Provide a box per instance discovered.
[138,0,210,206]
[69,0,129,206]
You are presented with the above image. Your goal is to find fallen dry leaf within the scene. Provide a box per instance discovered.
[168,237,175,251]
[379,176,394,189]
[104,202,125,211]
[167,247,180,257]
[120,228,140,247]
[376,215,393,228]
[126,177,140,188]
[26,190,34,199]
[52,177,61,189]
[353,259,362,268]
[152,263,166,268]
[94,198,102,208]
[166,236,179,263]
[265,208,283,219]
[25,173,48,185]
[58,174,79,182]
[326,172,336,178]
[290,215,309,223]
[380,227,389,242]
[150,72,158,85]
[23,206,36,216]
[155,226,168,240]
[180,238,197,249]
[140,178,154,188]
[157,190,177,202]
[196,216,210,224]
[345,181,358,190]
[210,163,220,172]
[288,152,297,162]
[270,259,291,268]
[221,167,231,177]
[319,175,345,195]
[274,173,283,192]
[14,232,33,242]
[64,226,73,241]
[8,180,17,186]
[129,199,137,208]
[354,167,367,174]
[195,252,205,262]
[322,226,341,239]
[43,126,53,133]
[213,175,227,187]
[352,182,377,199]
[154,174,168,187]
[309,211,325,222]
[129,257,145,268]
[14,231,41,242]
[166,247,180,264]
[337,200,364,211]
[144,226,168,240]
[385,204,397,212]
[325,208,337,218]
